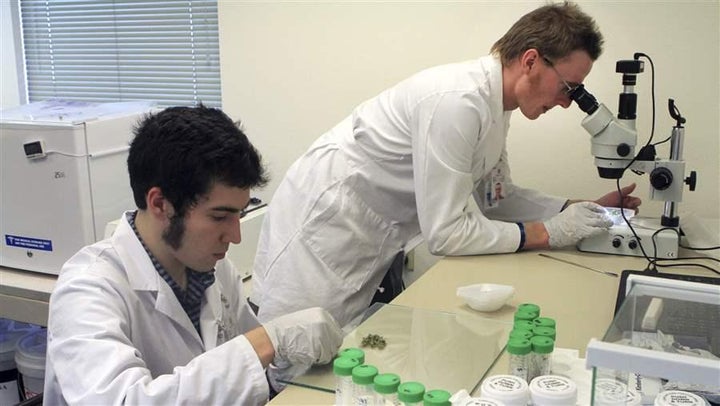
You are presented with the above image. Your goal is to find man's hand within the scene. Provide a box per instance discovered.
[263,307,343,367]
[594,183,642,212]
[543,202,613,248]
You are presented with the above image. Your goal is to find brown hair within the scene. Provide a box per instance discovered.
[491,1,603,65]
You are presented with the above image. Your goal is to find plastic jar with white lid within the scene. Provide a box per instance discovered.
[653,390,709,406]
[1,319,38,405]
[593,378,642,406]
[14,328,47,402]
[461,398,507,406]
[0,333,22,405]
[449,389,508,406]
[479,374,530,406]
[528,375,577,406]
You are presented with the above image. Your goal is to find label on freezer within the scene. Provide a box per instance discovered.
[4,235,53,251]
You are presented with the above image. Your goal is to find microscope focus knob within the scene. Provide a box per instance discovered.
[616,143,631,157]
[628,240,638,250]
[612,237,622,248]
[650,167,673,190]
[685,171,697,191]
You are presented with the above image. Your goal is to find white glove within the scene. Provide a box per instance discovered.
[263,307,343,367]
[543,201,613,248]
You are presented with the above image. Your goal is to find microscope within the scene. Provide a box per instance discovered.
[569,55,697,259]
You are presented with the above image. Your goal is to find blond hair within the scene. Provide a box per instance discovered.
[491,1,603,65]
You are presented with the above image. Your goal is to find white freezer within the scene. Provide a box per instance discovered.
[1,101,153,275]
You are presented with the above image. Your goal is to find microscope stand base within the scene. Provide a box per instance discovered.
[577,221,680,259]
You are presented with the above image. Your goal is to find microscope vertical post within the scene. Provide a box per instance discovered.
[661,124,684,226]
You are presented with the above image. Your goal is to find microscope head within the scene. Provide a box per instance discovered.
[569,85,636,179]
[569,59,644,179]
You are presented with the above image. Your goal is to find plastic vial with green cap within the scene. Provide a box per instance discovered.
[529,336,554,381]
[423,389,451,406]
[513,320,534,331]
[339,347,366,364]
[532,326,556,340]
[398,381,425,406]
[533,317,555,329]
[508,329,533,341]
[373,373,402,406]
[513,309,538,322]
[517,303,540,315]
[334,356,361,406]
[507,338,532,382]
[352,364,379,405]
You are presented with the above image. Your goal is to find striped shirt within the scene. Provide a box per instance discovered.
[127,211,215,337]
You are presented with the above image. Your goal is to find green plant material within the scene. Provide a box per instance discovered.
[360,333,387,350]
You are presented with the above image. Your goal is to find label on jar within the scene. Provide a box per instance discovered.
[529,375,577,406]
[484,375,525,392]
[532,375,573,392]
[481,375,529,406]
[654,390,706,406]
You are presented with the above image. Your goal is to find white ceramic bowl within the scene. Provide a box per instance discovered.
[457,283,515,312]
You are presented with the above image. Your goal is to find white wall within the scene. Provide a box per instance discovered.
[222,2,719,222]
[1,0,23,109]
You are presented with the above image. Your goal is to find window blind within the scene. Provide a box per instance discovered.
[19,0,221,108]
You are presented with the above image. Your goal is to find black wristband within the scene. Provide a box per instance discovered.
[516,222,526,252]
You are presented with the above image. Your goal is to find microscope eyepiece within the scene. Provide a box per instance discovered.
[569,85,599,115]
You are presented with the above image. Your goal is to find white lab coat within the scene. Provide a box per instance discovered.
[43,212,270,405]
[251,56,566,326]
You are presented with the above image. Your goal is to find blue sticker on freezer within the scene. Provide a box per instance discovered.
[4,235,53,251]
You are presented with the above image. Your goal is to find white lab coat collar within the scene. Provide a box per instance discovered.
[111,212,222,350]
[478,55,507,124]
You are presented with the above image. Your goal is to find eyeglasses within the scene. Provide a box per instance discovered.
[541,56,580,97]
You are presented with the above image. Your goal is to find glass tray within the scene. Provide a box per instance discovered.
[286,303,512,394]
